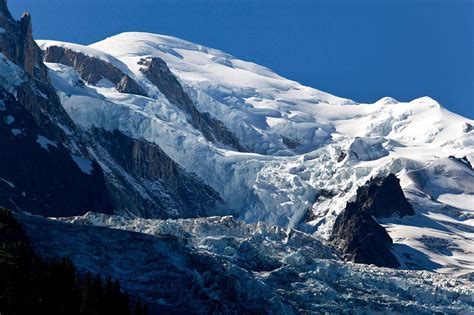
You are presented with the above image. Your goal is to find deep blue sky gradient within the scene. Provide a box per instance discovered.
[10,0,474,118]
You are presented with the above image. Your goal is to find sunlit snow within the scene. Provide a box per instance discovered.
[37,33,474,276]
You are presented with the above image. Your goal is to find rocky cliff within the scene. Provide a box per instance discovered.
[0,0,113,216]
[90,128,223,218]
[138,57,247,152]
[355,174,414,218]
[43,45,147,96]
[330,174,414,268]
[330,202,400,268]
[0,0,226,219]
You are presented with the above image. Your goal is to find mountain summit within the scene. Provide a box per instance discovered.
[0,0,473,313]
[36,32,474,274]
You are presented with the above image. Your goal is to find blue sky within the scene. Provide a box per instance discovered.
[11,0,474,118]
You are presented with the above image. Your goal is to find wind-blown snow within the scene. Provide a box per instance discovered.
[38,33,474,275]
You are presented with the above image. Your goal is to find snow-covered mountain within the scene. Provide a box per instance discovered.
[0,0,221,220]
[0,0,473,311]
[36,32,474,275]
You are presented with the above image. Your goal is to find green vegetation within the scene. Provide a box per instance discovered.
[0,208,147,315]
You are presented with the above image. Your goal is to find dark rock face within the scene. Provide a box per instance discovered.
[463,122,473,133]
[330,173,414,268]
[0,9,75,131]
[330,203,399,268]
[138,56,247,152]
[337,151,347,163]
[43,45,147,96]
[282,136,300,149]
[449,155,473,170]
[0,81,113,217]
[0,2,113,216]
[355,174,414,218]
[1,2,223,219]
[116,74,145,95]
[0,8,46,81]
[90,128,223,218]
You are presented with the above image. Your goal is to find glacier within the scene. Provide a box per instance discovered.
[0,0,470,310]
[15,212,474,314]
[36,33,474,276]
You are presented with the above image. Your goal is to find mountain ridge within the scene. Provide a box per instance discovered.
[0,1,473,312]
[0,3,223,218]
[35,31,474,275]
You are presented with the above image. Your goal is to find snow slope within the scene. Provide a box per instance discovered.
[37,33,474,275]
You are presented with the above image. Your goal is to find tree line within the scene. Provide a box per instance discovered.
[0,208,148,315]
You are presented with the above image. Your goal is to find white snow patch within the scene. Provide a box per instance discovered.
[0,53,26,94]
[348,136,389,161]
[0,178,15,188]
[4,115,14,124]
[71,154,94,175]
[96,78,115,88]
[11,128,21,136]
[36,135,58,151]
[437,193,474,211]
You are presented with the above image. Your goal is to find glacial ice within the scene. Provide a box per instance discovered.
[15,212,474,314]
[37,33,474,276]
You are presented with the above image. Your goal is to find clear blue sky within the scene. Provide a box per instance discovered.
[10,0,474,118]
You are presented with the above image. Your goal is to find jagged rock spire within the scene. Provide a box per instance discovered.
[0,0,48,81]
[18,10,44,79]
[21,11,32,24]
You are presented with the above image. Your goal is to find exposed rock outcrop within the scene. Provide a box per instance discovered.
[138,56,247,152]
[116,74,146,95]
[43,45,147,96]
[90,128,224,218]
[330,173,414,268]
[0,1,113,216]
[0,5,46,81]
[0,5,75,130]
[449,155,473,170]
[330,202,400,268]
[463,122,473,133]
[355,173,414,218]
[0,90,113,217]
[282,136,300,149]
[2,2,224,219]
